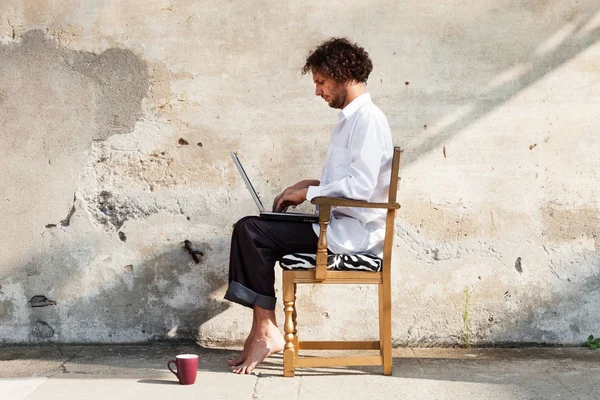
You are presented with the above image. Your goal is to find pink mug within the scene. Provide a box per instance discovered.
[167,354,198,385]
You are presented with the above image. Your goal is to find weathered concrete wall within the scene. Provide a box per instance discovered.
[0,0,598,346]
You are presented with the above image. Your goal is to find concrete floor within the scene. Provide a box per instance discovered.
[2,344,600,400]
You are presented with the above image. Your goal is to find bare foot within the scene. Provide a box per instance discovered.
[232,327,285,374]
[227,333,253,366]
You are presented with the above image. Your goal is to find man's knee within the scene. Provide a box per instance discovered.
[234,216,260,235]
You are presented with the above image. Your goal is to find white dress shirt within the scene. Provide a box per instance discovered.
[306,93,393,257]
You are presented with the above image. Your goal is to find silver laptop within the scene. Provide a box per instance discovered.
[230,151,319,223]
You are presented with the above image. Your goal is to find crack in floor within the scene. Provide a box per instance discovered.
[57,348,84,375]
[251,373,260,400]
[296,375,303,400]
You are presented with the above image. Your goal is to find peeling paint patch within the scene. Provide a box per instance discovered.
[70,47,149,140]
[93,148,199,191]
[95,191,153,230]
[1,30,149,141]
[29,295,57,307]
[90,190,163,233]
[32,321,54,338]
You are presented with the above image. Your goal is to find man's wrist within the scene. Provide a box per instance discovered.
[300,187,308,201]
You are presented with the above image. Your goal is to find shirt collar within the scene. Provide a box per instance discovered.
[338,92,372,120]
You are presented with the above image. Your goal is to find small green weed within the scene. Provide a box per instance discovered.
[585,335,600,350]
[462,287,472,349]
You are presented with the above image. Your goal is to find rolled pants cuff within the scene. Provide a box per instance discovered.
[224,281,277,310]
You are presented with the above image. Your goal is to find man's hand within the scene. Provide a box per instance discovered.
[272,180,319,212]
[272,187,308,212]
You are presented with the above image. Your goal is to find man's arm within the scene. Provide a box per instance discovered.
[290,179,320,190]
[272,179,320,212]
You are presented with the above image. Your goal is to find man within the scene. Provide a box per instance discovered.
[224,38,393,374]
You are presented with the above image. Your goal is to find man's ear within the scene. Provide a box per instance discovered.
[344,79,358,88]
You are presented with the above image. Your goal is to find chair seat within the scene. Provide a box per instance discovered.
[280,253,382,272]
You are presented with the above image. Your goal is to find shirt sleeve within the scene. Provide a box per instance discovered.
[314,112,384,201]
[306,185,321,201]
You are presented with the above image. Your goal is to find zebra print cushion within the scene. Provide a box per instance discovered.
[280,253,382,272]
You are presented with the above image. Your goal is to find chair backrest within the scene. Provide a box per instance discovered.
[388,147,403,204]
[382,147,403,272]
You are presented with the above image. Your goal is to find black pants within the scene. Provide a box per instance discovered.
[224,216,318,310]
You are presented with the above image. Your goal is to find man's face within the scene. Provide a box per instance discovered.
[312,70,347,109]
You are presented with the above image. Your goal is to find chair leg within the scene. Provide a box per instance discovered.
[380,280,393,375]
[378,283,384,357]
[293,283,298,357]
[283,273,296,377]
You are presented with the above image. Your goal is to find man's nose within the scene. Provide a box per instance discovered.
[315,86,322,96]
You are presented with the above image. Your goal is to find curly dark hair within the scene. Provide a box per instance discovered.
[302,38,373,83]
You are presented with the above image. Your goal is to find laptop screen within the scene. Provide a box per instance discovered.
[230,151,265,212]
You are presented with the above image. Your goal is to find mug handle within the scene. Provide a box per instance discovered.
[167,360,178,377]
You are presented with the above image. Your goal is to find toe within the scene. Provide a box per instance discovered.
[234,365,247,374]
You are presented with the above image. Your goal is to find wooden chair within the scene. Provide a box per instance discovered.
[280,147,403,377]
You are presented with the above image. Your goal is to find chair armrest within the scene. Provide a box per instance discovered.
[311,196,400,210]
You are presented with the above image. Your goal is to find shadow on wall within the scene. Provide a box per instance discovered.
[391,224,600,347]
[62,237,231,343]
[1,235,231,343]
[488,249,600,345]
[399,4,600,165]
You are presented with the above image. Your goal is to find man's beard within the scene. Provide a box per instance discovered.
[328,88,347,109]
